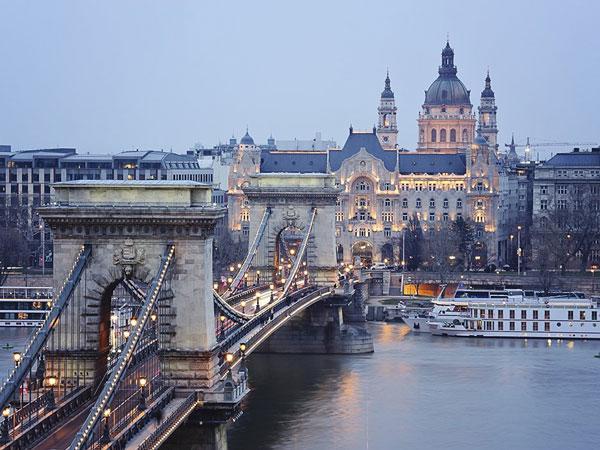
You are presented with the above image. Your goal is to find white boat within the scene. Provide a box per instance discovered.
[0,286,53,327]
[431,295,600,339]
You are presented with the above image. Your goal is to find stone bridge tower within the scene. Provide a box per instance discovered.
[243,173,340,286]
[39,181,224,391]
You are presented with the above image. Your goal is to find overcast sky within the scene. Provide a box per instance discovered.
[0,1,598,157]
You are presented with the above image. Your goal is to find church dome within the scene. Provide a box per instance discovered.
[424,42,471,106]
[381,72,394,99]
[240,130,255,145]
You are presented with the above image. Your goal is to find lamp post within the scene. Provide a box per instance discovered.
[40,221,45,276]
[138,377,147,411]
[402,228,406,272]
[99,408,111,445]
[256,270,261,286]
[219,315,226,341]
[509,234,514,268]
[517,225,522,276]
[1,407,11,444]
[13,352,21,367]
[239,343,247,378]
[254,292,261,313]
[46,376,57,410]
[269,284,275,304]
[240,300,246,314]
[225,352,234,381]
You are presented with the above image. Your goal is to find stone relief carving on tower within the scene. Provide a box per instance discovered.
[113,238,146,278]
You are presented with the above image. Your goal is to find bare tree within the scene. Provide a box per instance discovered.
[213,229,247,279]
[450,216,475,270]
[422,226,460,283]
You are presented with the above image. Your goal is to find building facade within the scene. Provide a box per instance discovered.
[532,148,600,270]
[229,42,521,268]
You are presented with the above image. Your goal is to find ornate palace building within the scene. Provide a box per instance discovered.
[229,42,516,268]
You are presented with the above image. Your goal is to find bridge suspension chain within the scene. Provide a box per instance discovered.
[223,207,270,297]
[0,244,92,410]
[281,208,316,299]
[69,244,175,450]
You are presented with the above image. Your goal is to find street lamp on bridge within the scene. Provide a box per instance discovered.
[99,408,111,445]
[0,407,11,444]
[255,292,261,313]
[138,377,147,411]
[269,284,275,304]
[46,376,57,410]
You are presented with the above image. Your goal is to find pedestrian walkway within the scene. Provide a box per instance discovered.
[124,397,186,449]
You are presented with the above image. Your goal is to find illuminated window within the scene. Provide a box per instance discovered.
[335,211,344,222]
[382,212,393,222]
[240,210,249,222]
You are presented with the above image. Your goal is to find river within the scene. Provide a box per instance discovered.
[2,324,599,450]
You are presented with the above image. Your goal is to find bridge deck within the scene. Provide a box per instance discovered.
[123,397,187,449]
[32,402,93,450]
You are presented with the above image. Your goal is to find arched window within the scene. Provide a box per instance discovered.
[462,129,468,143]
[429,198,435,208]
[354,178,372,192]
[450,129,456,142]
[457,199,463,209]
[416,198,422,208]
[402,198,408,208]
[440,129,447,142]
[419,128,424,143]
[443,198,449,208]
[431,129,437,143]
[384,198,392,208]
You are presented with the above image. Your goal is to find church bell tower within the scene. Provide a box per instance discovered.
[376,71,398,150]
[477,71,498,152]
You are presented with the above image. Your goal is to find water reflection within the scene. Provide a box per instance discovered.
[224,323,600,450]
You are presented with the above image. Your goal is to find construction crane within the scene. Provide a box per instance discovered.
[505,136,598,161]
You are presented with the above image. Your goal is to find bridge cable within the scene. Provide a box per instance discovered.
[223,207,270,298]
[69,244,175,450]
[0,244,92,410]
[281,208,316,298]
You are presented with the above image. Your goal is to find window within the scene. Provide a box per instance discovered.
[356,180,371,191]
[540,199,548,210]
[557,200,567,210]
[498,310,504,319]
[428,183,437,191]
[442,212,449,222]
[544,322,550,332]
[557,184,568,195]
[509,310,515,319]
[443,198,449,209]
[335,211,344,222]
[242,225,249,237]
[415,183,423,191]
[540,185,548,195]
[359,211,367,221]
[431,129,437,142]
[402,212,408,221]
[498,321,504,331]
[450,129,456,142]
[521,310,527,320]
[416,198,422,208]
[533,310,538,320]
[544,310,550,320]
[429,212,435,221]
[521,322,527,331]
[509,322,515,331]
[440,129,447,142]
[580,311,586,320]
[456,212,462,220]
[476,181,484,192]
[429,198,435,208]
[401,183,409,191]
[382,212,393,222]
[593,311,597,321]
[457,199,462,209]
[384,198,392,208]
[383,182,392,191]
[384,227,391,238]
[480,309,486,318]
[488,309,494,319]
[568,311,574,320]
[240,210,249,222]
[402,198,408,208]
[476,199,484,209]
[533,322,538,331]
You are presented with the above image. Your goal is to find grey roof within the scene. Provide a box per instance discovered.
[542,151,600,167]
[398,153,466,175]
[10,151,70,160]
[61,154,112,162]
[260,150,327,173]
[329,130,397,171]
[474,134,488,145]
[54,180,209,186]
[424,42,471,106]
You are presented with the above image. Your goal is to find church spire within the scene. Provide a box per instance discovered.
[481,70,494,98]
[381,70,394,99]
[440,40,456,75]
[377,70,397,149]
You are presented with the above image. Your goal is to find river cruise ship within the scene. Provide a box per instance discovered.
[430,295,600,339]
[0,286,53,327]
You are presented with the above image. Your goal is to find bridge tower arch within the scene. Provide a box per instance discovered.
[243,173,340,286]
[39,181,224,391]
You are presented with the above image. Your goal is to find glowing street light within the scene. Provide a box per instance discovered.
[138,377,147,410]
[0,407,11,444]
[100,408,112,444]
[46,375,57,410]
[13,352,21,366]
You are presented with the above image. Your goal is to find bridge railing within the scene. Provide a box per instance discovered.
[219,285,328,355]
[69,244,175,450]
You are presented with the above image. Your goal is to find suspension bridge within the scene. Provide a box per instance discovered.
[0,175,367,450]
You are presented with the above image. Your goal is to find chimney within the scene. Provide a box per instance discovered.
[573,148,580,153]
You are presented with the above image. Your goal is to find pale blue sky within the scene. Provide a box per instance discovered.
[0,1,598,156]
